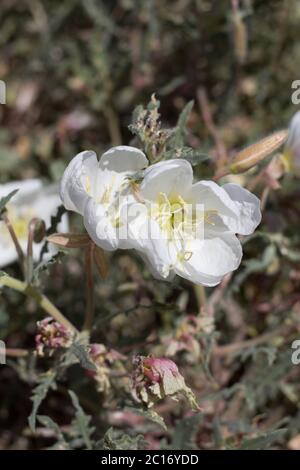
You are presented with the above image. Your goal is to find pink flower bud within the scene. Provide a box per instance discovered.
[35,317,72,356]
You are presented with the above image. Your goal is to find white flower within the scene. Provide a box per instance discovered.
[0,179,68,268]
[126,159,262,286]
[60,146,261,287]
[284,110,300,173]
[60,146,148,251]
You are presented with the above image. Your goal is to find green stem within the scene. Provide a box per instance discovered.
[26,218,38,284]
[0,274,78,334]
[2,213,25,276]
[194,284,207,314]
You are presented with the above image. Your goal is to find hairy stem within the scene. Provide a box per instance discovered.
[0,274,78,334]
[2,212,25,275]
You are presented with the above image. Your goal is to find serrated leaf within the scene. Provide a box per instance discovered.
[125,406,167,431]
[29,370,57,433]
[238,429,287,450]
[101,428,146,450]
[37,415,70,450]
[171,100,194,148]
[69,390,95,450]
[0,189,18,215]
[233,244,277,290]
[33,252,65,283]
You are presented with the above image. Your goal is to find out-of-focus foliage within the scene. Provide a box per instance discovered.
[1,0,300,450]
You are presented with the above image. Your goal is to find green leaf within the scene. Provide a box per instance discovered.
[101,428,146,450]
[164,147,210,165]
[69,341,97,372]
[168,413,203,450]
[125,407,167,431]
[238,429,287,450]
[28,370,57,433]
[69,390,95,450]
[169,101,194,148]
[233,244,277,290]
[0,189,18,215]
[37,415,70,450]
[33,252,65,283]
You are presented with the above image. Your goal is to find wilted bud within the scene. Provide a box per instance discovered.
[35,317,72,356]
[132,355,200,411]
[230,130,288,174]
[283,111,300,174]
[164,315,214,363]
[47,232,90,248]
[32,218,46,243]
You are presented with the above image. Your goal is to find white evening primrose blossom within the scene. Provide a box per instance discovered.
[283,110,300,174]
[126,159,262,286]
[60,146,148,251]
[0,179,68,268]
[60,147,261,287]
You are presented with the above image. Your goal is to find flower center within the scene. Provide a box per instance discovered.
[152,192,218,240]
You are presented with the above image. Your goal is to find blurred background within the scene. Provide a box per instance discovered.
[1,0,300,450]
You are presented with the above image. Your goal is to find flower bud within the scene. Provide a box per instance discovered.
[35,317,72,356]
[132,355,200,410]
[47,232,90,248]
[230,130,288,174]
[32,218,46,243]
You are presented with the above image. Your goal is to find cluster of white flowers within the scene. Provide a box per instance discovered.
[60,146,261,286]
[0,180,68,268]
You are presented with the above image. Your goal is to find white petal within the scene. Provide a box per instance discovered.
[138,250,176,282]
[222,183,261,235]
[0,179,42,201]
[186,180,261,236]
[83,198,121,251]
[287,111,300,152]
[174,233,242,286]
[122,201,173,278]
[185,180,239,218]
[60,150,98,214]
[99,146,148,172]
[140,159,193,200]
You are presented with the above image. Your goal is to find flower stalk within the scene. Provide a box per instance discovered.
[0,273,78,334]
[2,212,25,275]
